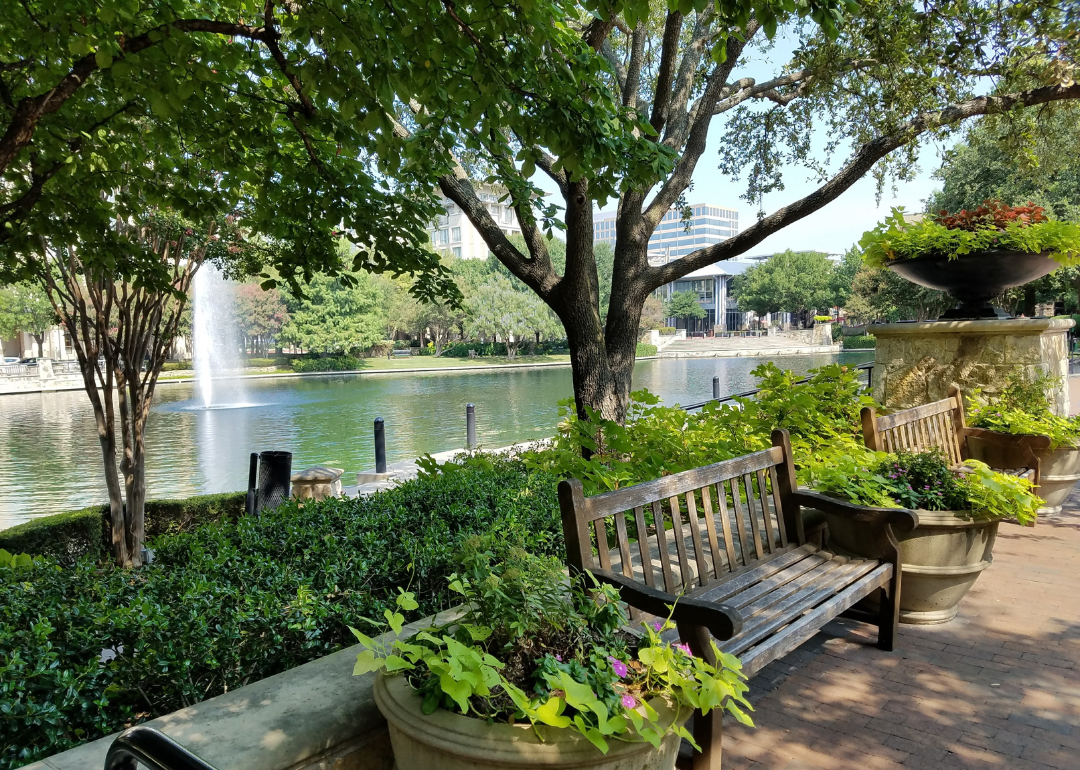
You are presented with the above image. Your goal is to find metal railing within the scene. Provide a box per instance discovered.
[105,726,218,770]
[681,361,875,411]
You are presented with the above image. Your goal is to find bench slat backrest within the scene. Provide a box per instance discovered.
[560,431,803,596]
[861,384,966,465]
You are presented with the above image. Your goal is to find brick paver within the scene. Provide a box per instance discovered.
[723,495,1080,770]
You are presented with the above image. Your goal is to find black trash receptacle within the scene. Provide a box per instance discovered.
[256,451,292,514]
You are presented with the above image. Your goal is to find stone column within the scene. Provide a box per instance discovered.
[870,318,1073,415]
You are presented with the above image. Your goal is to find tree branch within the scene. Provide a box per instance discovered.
[647,81,1080,288]
[648,12,684,134]
[622,23,647,109]
[599,39,628,94]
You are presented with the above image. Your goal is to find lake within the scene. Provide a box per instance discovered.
[0,352,873,529]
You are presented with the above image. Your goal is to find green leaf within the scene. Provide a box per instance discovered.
[352,649,383,676]
[533,696,571,728]
[439,674,473,713]
[95,48,113,69]
[384,609,404,634]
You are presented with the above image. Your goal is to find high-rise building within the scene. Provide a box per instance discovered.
[427,184,523,259]
[593,203,739,258]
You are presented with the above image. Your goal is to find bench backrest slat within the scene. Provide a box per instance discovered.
[862,384,967,463]
[559,434,802,595]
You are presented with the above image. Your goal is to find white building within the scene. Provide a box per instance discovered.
[427,185,524,259]
[651,259,761,333]
[1,327,75,361]
[594,203,739,258]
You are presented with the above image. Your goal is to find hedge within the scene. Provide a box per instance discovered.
[290,355,363,372]
[0,457,561,769]
[636,343,658,357]
[842,335,876,349]
[0,492,247,565]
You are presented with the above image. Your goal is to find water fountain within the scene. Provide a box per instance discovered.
[192,262,246,409]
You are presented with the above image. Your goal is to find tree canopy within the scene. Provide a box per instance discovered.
[664,291,707,325]
[731,251,841,317]
[0,282,56,351]
[279,271,384,354]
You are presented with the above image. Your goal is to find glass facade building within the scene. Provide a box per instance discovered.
[592,203,738,258]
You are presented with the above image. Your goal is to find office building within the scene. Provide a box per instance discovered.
[593,203,739,258]
[427,185,523,259]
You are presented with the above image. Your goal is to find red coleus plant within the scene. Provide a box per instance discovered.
[934,200,1048,231]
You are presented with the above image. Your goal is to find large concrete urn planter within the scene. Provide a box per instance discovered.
[966,435,1080,515]
[825,510,998,625]
[373,672,681,770]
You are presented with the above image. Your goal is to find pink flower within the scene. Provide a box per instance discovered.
[621,693,637,709]
[674,643,692,656]
[554,655,562,662]
[651,619,663,632]
[608,656,628,678]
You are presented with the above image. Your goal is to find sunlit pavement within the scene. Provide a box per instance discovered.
[722,492,1080,769]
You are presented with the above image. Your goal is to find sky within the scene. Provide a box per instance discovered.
[528,27,962,259]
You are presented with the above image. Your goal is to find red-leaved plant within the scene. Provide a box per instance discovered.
[934,200,1048,231]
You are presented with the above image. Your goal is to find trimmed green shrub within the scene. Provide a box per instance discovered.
[441,341,509,357]
[636,342,658,357]
[160,361,192,372]
[244,358,282,368]
[0,457,561,769]
[658,326,676,334]
[842,335,876,349]
[290,355,363,372]
[0,492,247,565]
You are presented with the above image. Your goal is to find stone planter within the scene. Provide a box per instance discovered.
[825,510,998,625]
[373,672,681,770]
[967,435,1080,515]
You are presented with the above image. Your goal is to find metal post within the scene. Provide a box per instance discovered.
[374,417,387,474]
[712,376,720,401]
[466,403,476,449]
[245,452,258,516]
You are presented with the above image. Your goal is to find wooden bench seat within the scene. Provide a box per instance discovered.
[559,429,918,770]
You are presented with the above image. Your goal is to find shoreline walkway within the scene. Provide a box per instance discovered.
[723,497,1080,769]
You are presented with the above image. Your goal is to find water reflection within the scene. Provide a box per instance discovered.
[0,352,872,528]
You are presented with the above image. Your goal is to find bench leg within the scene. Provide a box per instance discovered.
[677,623,724,770]
[877,583,899,652]
[692,707,723,770]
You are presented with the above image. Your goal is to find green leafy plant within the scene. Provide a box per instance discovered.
[523,363,874,496]
[636,343,658,357]
[807,449,1042,525]
[860,204,1080,269]
[353,542,753,754]
[814,315,833,322]
[967,371,1080,449]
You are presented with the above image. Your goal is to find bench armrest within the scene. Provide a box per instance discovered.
[587,567,744,641]
[794,490,919,534]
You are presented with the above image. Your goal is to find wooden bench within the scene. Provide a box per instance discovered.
[559,429,918,770]
[390,349,413,359]
[860,384,1048,486]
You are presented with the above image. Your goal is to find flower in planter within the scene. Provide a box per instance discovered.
[805,446,1042,525]
[351,541,754,754]
[859,201,1080,269]
[967,371,1080,449]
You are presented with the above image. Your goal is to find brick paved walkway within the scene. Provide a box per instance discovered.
[725,496,1080,770]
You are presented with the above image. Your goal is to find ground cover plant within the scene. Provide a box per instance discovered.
[0,456,561,769]
[524,362,873,495]
[967,371,1080,449]
[355,541,752,754]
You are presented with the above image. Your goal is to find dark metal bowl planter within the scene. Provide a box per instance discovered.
[887,249,1058,319]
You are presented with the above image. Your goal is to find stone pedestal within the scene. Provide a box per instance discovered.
[291,466,344,502]
[870,318,1073,416]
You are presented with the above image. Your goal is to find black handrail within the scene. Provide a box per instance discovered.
[104,726,218,770]
[681,361,875,411]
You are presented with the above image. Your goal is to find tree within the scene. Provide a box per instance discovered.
[467,277,536,360]
[28,212,272,567]
[279,270,384,355]
[234,284,288,357]
[416,0,1080,423]
[731,251,838,322]
[928,108,1080,222]
[0,281,57,355]
[639,295,667,334]
[664,291,707,328]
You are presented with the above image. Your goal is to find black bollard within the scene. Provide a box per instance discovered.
[256,451,292,513]
[374,417,387,474]
[245,452,258,516]
[712,376,720,401]
[466,403,476,449]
